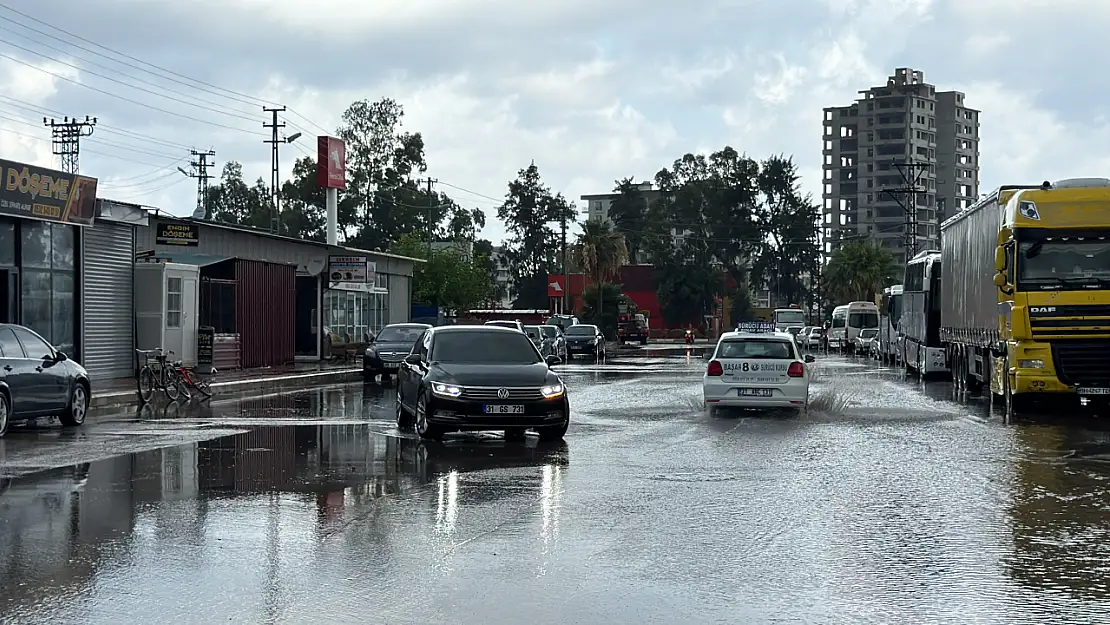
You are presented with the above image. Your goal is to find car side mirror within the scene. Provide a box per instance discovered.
[993,273,1007,288]
[56,351,68,361]
[804,354,815,363]
[404,354,422,365]
[994,246,1006,272]
[546,355,562,366]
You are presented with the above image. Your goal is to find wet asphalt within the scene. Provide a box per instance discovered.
[2,350,1110,624]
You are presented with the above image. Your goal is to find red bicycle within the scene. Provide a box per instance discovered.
[172,360,215,400]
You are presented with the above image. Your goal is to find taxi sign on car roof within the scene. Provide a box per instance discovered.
[735,321,776,333]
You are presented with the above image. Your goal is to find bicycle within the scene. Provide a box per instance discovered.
[136,348,189,403]
[172,360,214,400]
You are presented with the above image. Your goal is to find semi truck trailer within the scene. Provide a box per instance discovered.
[941,179,1110,415]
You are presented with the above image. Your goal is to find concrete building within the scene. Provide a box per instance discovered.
[821,67,980,265]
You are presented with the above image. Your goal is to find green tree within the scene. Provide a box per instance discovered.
[571,218,628,323]
[577,283,623,338]
[390,232,493,311]
[205,161,270,227]
[749,155,820,308]
[278,156,327,241]
[496,162,576,308]
[823,242,898,302]
[445,207,487,241]
[607,177,648,261]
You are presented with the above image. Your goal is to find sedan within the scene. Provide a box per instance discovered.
[0,323,91,438]
[538,325,567,360]
[395,325,569,441]
[364,323,431,381]
[563,324,606,360]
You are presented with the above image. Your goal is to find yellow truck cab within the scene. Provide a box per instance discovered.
[942,178,1110,416]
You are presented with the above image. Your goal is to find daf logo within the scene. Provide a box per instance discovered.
[497,388,510,399]
[1030,306,1056,313]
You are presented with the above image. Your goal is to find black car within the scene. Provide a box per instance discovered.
[395,325,569,441]
[0,323,91,438]
[364,323,432,380]
[563,324,606,360]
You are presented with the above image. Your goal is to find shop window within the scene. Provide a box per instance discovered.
[21,221,51,268]
[51,224,74,270]
[167,277,183,328]
[21,269,51,345]
[52,272,74,355]
[0,220,14,266]
[18,222,77,355]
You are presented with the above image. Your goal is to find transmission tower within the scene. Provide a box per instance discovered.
[43,115,96,173]
[178,150,216,219]
[878,161,930,259]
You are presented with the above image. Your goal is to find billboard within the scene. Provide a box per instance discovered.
[547,275,565,298]
[1,158,98,226]
[316,136,346,190]
[328,255,373,282]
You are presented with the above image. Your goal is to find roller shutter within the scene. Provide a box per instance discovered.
[81,221,134,381]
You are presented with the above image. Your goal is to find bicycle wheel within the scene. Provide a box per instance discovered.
[169,368,190,402]
[192,374,213,399]
[163,368,181,401]
[138,366,156,403]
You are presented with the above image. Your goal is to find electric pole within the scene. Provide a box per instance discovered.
[879,161,929,260]
[561,211,568,314]
[263,106,286,234]
[179,149,215,219]
[426,177,437,253]
[43,115,96,173]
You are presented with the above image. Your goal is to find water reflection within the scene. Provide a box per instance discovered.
[0,426,568,620]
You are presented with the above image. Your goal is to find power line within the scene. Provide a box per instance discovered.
[178,149,216,219]
[0,109,184,160]
[0,94,192,151]
[43,115,96,173]
[0,123,185,168]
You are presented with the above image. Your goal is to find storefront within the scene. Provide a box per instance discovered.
[0,158,98,358]
[324,273,391,344]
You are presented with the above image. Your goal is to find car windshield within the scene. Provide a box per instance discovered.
[1019,238,1110,289]
[849,312,879,328]
[376,326,425,342]
[524,326,541,338]
[565,325,597,336]
[431,331,541,363]
[540,326,559,338]
[717,339,794,359]
[860,329,878,338]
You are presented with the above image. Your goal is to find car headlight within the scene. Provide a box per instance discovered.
[431,382,462,397]
[540,382,564,398]
[1017,359,1044,369]
[365,348,376,356]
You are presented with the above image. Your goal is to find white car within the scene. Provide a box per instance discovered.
[703,326,814,414]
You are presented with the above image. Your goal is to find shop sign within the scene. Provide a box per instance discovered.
[0,158,98,226]
[156,221,199,246]
[328,255,375,283]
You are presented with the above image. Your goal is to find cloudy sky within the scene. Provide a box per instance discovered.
[0,0,1105,243]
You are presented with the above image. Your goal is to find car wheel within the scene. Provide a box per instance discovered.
[415,391,443,440]
[0,390,10,438]
[60,382,88,427]
[395,385,413,427]
[537,418,568,441]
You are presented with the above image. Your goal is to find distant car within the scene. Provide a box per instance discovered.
[523,325,545,352]
[538,325,567,360]
[485,320,525,332]
[546,314,578,331]
[0,323,91,438]
[364,323,431,381]
[852,328,879,355]
[395,325,569,441]
[803,327,825,349]
[703,327,813,415]
[563,324,606,360]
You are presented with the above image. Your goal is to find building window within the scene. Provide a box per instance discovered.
[167,277,183,328]
[19,222,77,355]
[0,220,14,266]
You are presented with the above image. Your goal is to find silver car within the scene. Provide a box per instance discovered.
[538,325,567,360]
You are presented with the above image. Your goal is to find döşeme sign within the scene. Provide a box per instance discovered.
[0,158,98,226]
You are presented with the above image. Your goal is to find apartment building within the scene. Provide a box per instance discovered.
[821,68,980,266]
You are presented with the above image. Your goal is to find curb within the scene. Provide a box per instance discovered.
[90,367,364,410]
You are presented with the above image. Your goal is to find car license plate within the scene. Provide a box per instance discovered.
[384,362,399,369]
[484,404,524,414]
[1077,387,1110,395]
[737,388,773,398]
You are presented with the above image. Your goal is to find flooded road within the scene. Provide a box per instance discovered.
[2,354,1110,624]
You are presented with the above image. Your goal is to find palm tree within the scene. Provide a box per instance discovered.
[571,218,629,321]
[824,242,899,302]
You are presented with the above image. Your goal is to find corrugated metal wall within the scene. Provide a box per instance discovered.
[235,259,295,368]
[81,221,135,380]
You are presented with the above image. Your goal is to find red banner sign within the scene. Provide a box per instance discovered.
[547,275,565,298]
[316,136,346,190]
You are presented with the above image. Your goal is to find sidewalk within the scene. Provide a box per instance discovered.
[91,362,363,410]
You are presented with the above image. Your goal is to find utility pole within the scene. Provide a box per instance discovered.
[426,177,437,253]
[179,149,215,219]
[561,210,568,314]
[263,106,286,234]
[43,115,96,173]
[879,161,930,260]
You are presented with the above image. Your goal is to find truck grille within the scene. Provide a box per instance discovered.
[1028,304,1110,339]
[1051,341,1110,386]
[461,387,545,401]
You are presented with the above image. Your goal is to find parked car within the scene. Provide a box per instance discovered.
[364,323,431,381]
[852,328,879,355]
[803,327,826,349]
[0,323,91,438]
[395,325,569,441]
[523,325,545,352]
[703,326,814,416]
[538,325,567,360]
[563,324,606,360]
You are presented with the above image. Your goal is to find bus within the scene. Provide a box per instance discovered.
[828,301,879,351]
[901,250,948,375]
[876,285,903,364]
[772,305,806,332]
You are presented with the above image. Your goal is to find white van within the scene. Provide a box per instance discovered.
[828,301,879,351]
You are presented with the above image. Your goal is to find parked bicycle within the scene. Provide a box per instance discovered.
[136,348,189,403]
[172,359,214,400]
